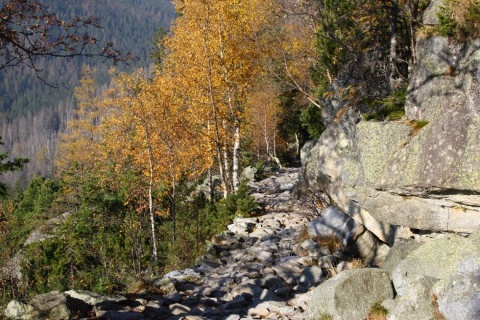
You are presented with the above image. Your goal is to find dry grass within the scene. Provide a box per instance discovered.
[348,258,365,270]
[432,295,447,319]
[365,301,388,320]
[448,0,480,27]
[324,259,338,278]
[315,234,344,253]
[406,119,429,136]
[297,225,310,243]
[126,274,172,295]
[417,25,438,38]
[440,0,480,39]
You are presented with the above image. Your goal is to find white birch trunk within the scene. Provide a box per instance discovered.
[147,145,158,262]
[232,124,240,192]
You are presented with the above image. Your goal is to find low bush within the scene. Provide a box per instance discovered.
[436,0,480,40]
[363,86,407,121]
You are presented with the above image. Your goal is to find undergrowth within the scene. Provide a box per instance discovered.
[363,86,407,121]
[436,0,480,40]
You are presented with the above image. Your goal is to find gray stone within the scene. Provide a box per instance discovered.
[28,291,65,310]
[227,218,257,236]
[24,212,73,246]
[4,291,93,320]
[241,166,257,182]
[222,295,249,310]
[4,300,39,320]
[345,226,379,263]
[305,206,379,262]
[307,206,361,246]
[28,291,69,320]
[371,243,391,267]
[423,0,443,25]
[260,274,288,292]
[229,281,263,298]
[299,265,323,287]
[299,37,480,237]
[305,268,394,320]
[383,239,424,276]
[248,247,272,262]
[169,303,190,315]
[387,275,439,320]
[383,232,480,319]
[437,254,480,320]
[65,289,111,306]
[392,235,477,297]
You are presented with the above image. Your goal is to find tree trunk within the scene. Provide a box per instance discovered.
[389,0,399,90]
[232,124,240,192]
[201,19,228,198]
[171,176,176,245]
[407,0,420,67]
[146,144,158,262]
[223,136,230,196]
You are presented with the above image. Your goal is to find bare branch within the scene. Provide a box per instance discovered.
[0,0,135,82]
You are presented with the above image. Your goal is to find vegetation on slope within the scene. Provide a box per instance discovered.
[0,0,175,188]
[2,0,480,308]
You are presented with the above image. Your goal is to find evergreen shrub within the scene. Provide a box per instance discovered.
[437,0,480,39]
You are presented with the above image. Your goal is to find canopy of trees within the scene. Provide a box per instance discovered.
[7,0,471,304]
[0,0,175,190]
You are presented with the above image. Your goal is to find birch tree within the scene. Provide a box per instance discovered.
[103,72,210,255]
[164,0,276,195]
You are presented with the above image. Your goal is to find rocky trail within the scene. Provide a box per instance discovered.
[6,167,480,320]
[5,168,339,320]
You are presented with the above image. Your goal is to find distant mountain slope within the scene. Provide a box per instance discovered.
[0,0,175,188]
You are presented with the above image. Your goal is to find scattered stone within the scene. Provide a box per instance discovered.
[4,300,39,320]
[7,168,476,320]
[169,303,190,315]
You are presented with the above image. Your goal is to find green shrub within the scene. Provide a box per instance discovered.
[368,301,389,320]
[300,104,326,140]
[363,86,407,121]
[437,0,480,40]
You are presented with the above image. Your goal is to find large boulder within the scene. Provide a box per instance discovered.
[307,206,379,262]
[382,239,424,276]
[4,291,78,320]
[24,212,72,246]
[299,36,480,237]
[305,268,394,320]
[437,254,480,320]
[4,290,99,320]
[386,231,480,320]
[4,300,39,320]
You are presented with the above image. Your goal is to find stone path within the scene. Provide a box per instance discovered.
[131,168,317,320]
[5,168,334,320]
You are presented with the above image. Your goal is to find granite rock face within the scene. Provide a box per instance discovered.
[299,36,480,237]
[383,230,480,320]
[305,268,394,320]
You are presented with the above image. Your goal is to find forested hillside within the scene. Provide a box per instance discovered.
[0,0,175,187]
[8,0,474,309]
